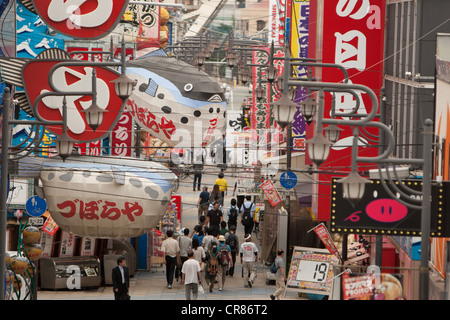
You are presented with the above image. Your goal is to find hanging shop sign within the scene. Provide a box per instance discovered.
[290,0,310,152]
[125,56,226,148]
[310,0,386,221]
[20,51,125,143]
[311,223,339,256]
[30,0,130,40]
[330,178,449,237]
[39,157,176,238]
[286,246,338,296]
[342,273,404,300]
[260,180,282,207]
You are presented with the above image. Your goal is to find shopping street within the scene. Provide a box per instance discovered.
[36,169,302,301]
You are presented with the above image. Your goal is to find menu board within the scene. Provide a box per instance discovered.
[286,246,338,295]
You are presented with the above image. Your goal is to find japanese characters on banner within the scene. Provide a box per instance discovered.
[260,180,282,207]
[312,223,339,256]
[290,0,310,152]
[268,0,288,47]
[342,273,404,300]
[67,47,104,62]
[251,46,284,154]
[80,237,96,256]
[135,1,161,57]
[111,111,133,157]
[251,47,271,147]
[42,214,59,236]
[312,0,385,221]
[59,231,75,257]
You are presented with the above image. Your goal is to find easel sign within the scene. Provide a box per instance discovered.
[286,246,339,296]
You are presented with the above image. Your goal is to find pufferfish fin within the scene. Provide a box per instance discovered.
[139,78,159,97]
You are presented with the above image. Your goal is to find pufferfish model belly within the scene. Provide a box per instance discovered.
[125,56,226,148]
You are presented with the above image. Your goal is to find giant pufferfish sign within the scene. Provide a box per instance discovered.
[125,56,227,149]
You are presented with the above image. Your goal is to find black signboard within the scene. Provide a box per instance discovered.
[330,179,448,237]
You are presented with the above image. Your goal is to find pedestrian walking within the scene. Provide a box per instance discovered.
[214,173,228,204]
[227,198,239,230]
[209,184,223,207]
[191,237,206,283]
[225,226,239,277]
[193,156,203,191]
[219,220,229,237]
[240,234,258,288]
[206,201,223,234]
[270,249,287,300]
[191,215,206,238]
[202,227,213,249]
[181,251,202,300]
[196,186,210,220]
[205,244,221,292]
[112,256,130,300]
[161,229,180,289]
[192,227,204,247]
[217,235,232,291]
[176,228,192,281]
[240,196,256,235]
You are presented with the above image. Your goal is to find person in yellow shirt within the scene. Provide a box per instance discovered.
[214,173,228,205]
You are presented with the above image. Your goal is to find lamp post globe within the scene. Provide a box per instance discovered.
[265,65,278,83]
[111,74,137,101]
[323,124,343,143]
[82,102,105,132]
[54,132,74,162]
[271,93,299,130]
[255,85,265,101]
[336,171,371,207]
[306,133,333,167]
[301,96,318,124]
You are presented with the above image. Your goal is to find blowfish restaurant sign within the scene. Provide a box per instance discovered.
[330,179,449,237]
[311,0,386,221]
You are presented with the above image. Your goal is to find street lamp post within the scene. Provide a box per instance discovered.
[286,78,433,300]
[0,41,136,300]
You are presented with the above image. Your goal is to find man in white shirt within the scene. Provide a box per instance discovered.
[181,250,202,300]
[240,234,258,288]
[161,229,180,289]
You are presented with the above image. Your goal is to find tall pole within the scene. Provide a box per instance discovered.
[0,87,11,300]
[419,118,433,300]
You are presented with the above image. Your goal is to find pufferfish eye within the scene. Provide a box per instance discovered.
[184,83,193,92]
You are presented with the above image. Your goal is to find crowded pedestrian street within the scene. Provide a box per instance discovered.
[36,168,301,301]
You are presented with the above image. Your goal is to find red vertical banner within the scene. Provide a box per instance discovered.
[313,0,386,221]
[111,111,133,157]
[260,180,282,207]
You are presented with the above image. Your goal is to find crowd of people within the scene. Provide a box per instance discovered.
[112,173,286,301]
[162,173,269,300]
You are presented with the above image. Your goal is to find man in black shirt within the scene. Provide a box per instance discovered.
[206,201,223,234]
[196,186,209,220]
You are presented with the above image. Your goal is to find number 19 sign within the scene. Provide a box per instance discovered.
[286,246,338,296]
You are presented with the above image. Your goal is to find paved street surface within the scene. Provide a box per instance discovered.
[36,166,303,301]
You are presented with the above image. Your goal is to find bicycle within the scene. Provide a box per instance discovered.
[254,209,263,242]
